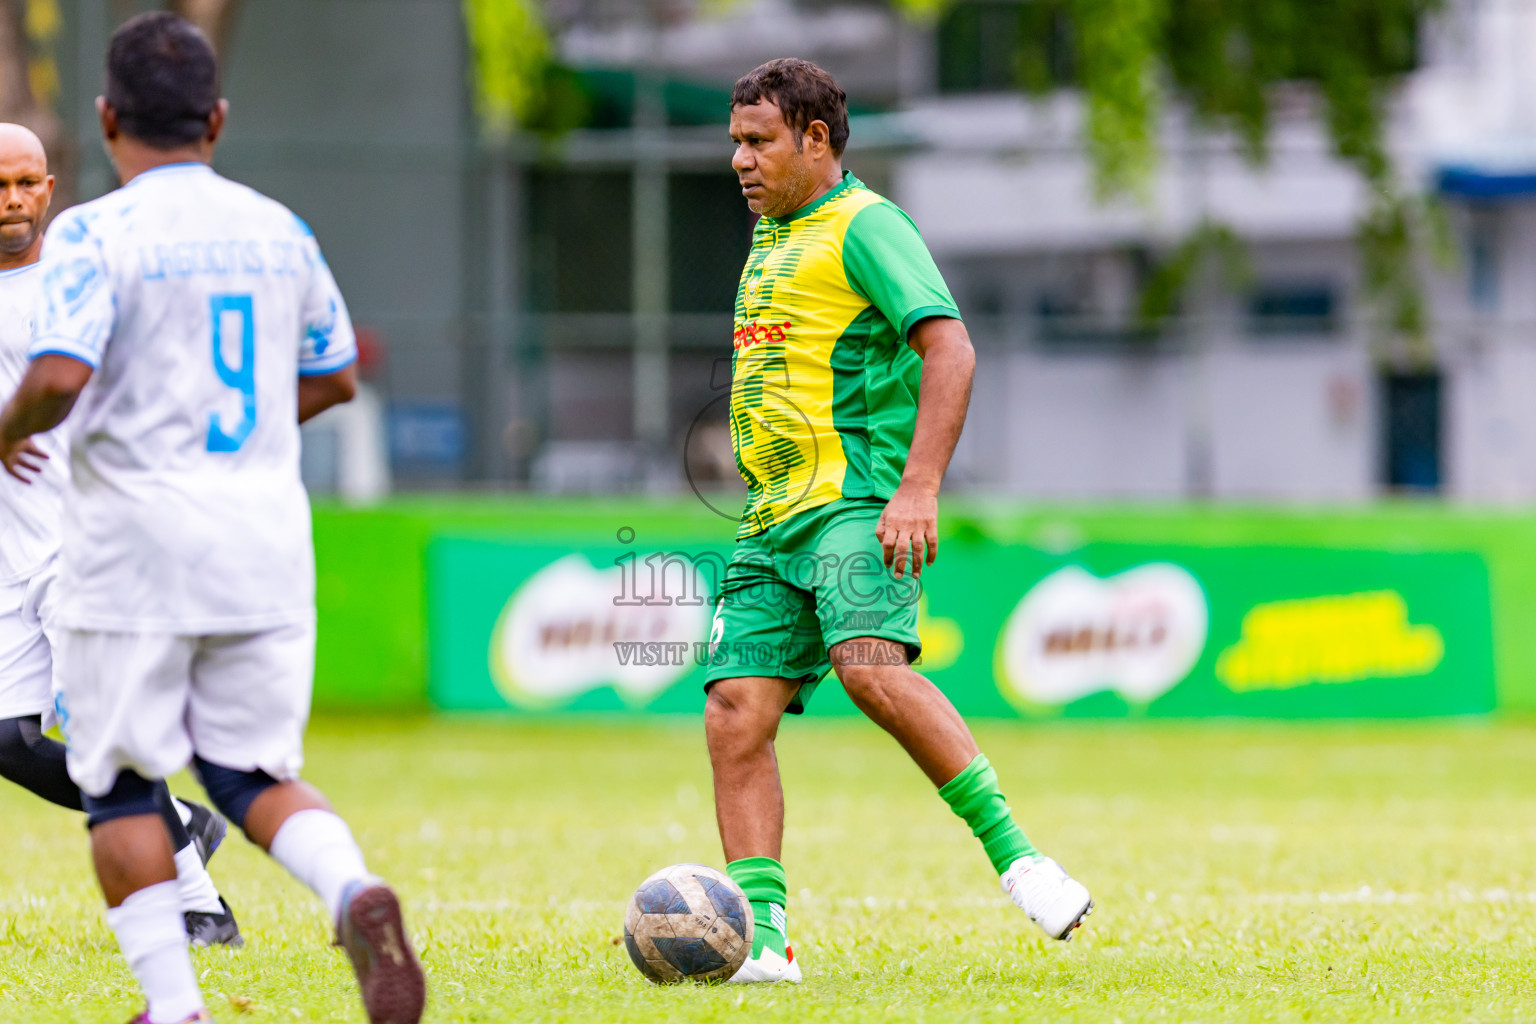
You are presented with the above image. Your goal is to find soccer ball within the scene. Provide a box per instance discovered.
[623,863,754,983]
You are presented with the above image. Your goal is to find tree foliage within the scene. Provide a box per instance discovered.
[1008,0,1442,337]
[462,0,549,139]
[1018,0,1434,195]
[461,0,1444,336]
[1069,0,1163,201]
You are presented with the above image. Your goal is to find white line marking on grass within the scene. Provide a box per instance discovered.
[414,888,1536,917]
[1241,887,1536,906]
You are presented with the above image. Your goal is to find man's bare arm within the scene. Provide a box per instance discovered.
[876,316,976,578]
[297,363,358,424]
[0,355,94,481]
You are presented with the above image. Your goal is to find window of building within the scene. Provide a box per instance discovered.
[669,173,755,314]
[1034,292,1156,346]
[527,170,633,313]
[937,0,1073,94]
[1468,208,1500,313]
[1246,284,1339,336]
[527,170,754,317]
[1382,371,1441,492]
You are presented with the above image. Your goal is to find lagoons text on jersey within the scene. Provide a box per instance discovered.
[729,172,962,538]
[136,236,320,280]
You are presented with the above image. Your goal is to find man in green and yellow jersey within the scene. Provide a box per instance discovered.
[705,60,1093,984]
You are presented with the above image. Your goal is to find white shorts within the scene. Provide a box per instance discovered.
[0,559,59,723]
[54,621,316,799]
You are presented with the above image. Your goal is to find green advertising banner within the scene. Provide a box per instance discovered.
[427,536,1494,719]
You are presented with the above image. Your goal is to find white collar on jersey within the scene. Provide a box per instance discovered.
[127,161,215,186]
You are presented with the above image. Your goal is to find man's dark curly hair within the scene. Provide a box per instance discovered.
[732,58,849,157]
[106,12,220,150]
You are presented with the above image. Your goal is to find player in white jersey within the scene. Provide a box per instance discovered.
[0,123,241,948]
[0,16,424,1024]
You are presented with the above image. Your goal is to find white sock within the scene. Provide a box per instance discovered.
[173,842,224,915]
[268,808,372,923]
[105,881,205,1024]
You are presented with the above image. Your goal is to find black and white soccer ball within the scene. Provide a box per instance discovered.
[623,863,754,983]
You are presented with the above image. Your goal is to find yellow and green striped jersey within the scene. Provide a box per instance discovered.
[730,171,960,538]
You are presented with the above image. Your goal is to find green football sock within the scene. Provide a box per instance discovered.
[939,753,1039,875]
[727,856,787,959]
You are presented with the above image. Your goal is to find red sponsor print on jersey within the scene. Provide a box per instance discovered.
[733,319,793,350]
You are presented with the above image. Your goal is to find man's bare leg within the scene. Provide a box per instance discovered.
[832,637,1093,940]
[830,639,978,785]
[705,675,800,971]
[88,782,207,1023]
[704,676,798,861]
[92,815,176,908]
[194,762,426,1023]
[243,779,336,850]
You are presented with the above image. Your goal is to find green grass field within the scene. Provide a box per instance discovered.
[3,717,1535,1023]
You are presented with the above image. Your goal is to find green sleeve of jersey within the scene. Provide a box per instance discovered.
[842,200,961,342]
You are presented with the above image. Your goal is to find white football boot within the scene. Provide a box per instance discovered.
[1000,855,1093,940]
[728,945,803,984]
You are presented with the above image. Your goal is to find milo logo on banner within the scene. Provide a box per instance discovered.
[995,563,1209,710]
[488,554,709,708]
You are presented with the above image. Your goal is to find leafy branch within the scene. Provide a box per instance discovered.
[462,0,549,139]
[1011,0,1444,339]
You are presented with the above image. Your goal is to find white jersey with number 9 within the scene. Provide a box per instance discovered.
[31,162,357,633]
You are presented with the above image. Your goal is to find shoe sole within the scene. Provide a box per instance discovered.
[342,886,426,1024]
[1058,899,1094,942]
[727,969,803,984]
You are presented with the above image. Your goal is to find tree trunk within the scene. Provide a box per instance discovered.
[0,2,27,117]
[0,0,71,209]
[165,0,242,54]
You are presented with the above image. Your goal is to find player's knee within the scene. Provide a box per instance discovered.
[704,681,777,747]
[836,660,898,719]
[704,683,745,735]
[192,756,279,833]
[82,769,161,828]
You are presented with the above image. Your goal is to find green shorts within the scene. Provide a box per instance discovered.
[703,498,922,713]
